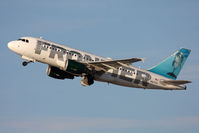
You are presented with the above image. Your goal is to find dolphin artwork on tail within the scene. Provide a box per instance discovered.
[167,52,184,79]
[148,48,191,80]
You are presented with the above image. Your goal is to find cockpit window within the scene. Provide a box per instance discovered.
[18,38,29,43]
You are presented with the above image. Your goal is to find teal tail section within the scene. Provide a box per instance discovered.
[148,48,191,79]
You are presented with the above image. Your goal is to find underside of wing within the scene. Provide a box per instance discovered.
[86,58,144,71]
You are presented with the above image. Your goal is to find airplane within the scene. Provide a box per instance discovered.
[8,37,191,90]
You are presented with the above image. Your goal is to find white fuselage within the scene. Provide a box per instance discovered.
[8,37,186,90]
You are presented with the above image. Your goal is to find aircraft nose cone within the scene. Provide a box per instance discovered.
[8,42,12,49]
[8,41,16,52]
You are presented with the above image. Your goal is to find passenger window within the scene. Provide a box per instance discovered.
[95,58,99,61]
[26,40,29,43]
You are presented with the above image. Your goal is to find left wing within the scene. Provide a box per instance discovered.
[86,58,144,71]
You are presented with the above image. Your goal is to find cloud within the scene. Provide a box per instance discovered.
[1,116,199,132]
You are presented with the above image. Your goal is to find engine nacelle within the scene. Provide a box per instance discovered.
[46,65,74,79]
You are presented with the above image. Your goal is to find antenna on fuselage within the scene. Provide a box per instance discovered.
[40,36,43,39]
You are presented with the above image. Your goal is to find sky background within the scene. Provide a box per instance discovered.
[1,0,199,133]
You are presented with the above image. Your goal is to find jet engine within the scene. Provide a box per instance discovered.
[46,65,74,79]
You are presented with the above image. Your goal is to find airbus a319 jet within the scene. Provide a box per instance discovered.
[8,37,191,90]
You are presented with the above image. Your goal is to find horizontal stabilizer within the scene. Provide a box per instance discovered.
[162,80,192,85]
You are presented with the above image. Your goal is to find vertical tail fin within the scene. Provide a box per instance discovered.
[148,48,191,79]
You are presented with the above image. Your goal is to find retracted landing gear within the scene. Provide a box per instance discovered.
[22,61,32,66]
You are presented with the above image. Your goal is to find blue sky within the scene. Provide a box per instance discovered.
[1,0,199,133]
